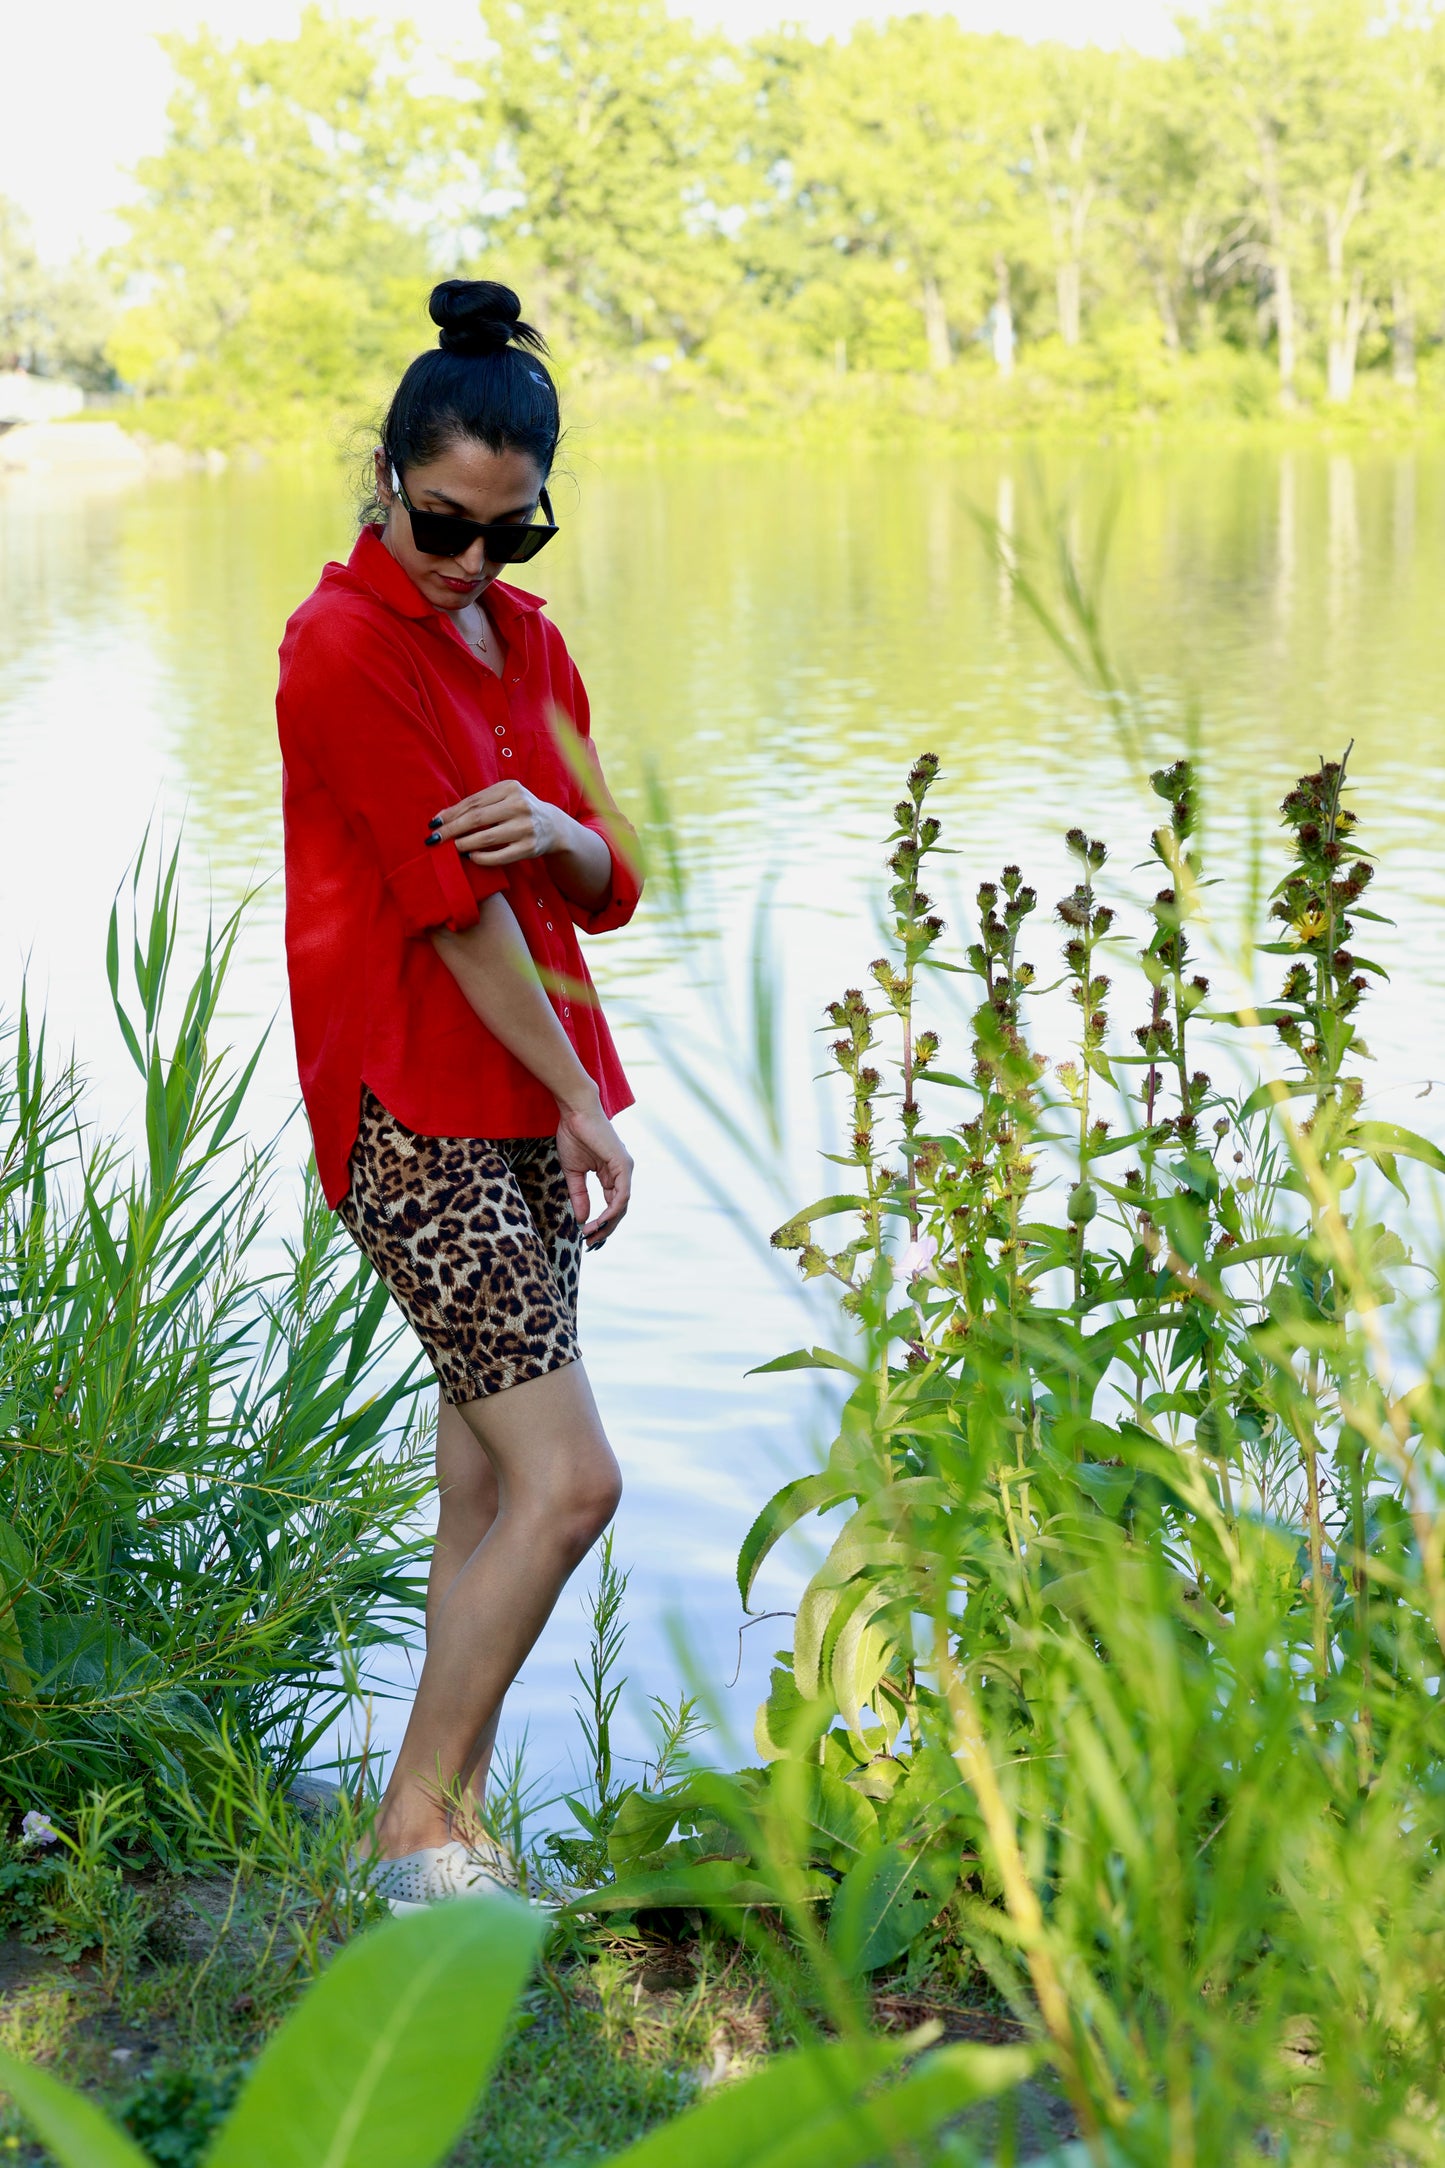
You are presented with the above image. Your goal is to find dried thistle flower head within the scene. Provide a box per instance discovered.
[1150,758,1197,839]
[908,752,941,799]
[1065,827,1108,870]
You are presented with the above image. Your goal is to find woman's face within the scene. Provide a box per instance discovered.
[375,439,546,612]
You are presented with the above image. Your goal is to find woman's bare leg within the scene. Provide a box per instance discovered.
[429,1399,501,1819]
[429,1397,499,1620]
[374,1361,620,1859]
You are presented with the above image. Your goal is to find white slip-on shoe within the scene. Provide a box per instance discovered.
[457,1828,523,1890]
[366,1840,510,1915]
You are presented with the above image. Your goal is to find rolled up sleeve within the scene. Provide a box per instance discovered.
[569,806,643,934]
[280,612,507,937]
[550,672,643,936]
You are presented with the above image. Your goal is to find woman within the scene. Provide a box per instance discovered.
[276,279,640,1907]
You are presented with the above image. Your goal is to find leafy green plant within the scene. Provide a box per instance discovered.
[589,750,1445,2159]
[0,1899,1032,2168]
[119,2063,247,2168]
[31,1788,152,1991]
[540,1534,636,1888]
[0,847,431,1838]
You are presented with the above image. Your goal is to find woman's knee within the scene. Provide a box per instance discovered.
[435,1451,500,1543]
[521,1454,621,1563]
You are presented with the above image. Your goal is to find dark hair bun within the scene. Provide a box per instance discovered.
[429,279,547,359]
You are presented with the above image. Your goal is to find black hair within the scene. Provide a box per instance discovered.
[371,280,560,509]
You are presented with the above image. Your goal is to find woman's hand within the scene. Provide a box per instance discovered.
[429,781,574,867]
[555,1086,632,1248]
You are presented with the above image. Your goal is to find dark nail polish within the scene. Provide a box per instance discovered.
[425,833,439,846]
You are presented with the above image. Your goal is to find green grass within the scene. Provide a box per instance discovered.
[0,1897,776,2168]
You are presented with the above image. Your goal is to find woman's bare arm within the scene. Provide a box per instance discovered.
[431,893,631,1240]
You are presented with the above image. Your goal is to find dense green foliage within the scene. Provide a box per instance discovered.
[0,852,430,1838]
[14,0,1445,438]
[0,200,113,390]
[0,1897,1031,2168]
[579,741,1445,2159]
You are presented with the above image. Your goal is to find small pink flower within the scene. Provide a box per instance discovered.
[20,1812,59,1848]
[896,1234,938,1281]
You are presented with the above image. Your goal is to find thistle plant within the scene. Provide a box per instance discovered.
[1055,827,1112,1303]
[1264,745,1376,1151]
[722,747,1445,2155]
[963,864,1044,1317]
[1135,759,1212,1143]
[869,752,946,1244]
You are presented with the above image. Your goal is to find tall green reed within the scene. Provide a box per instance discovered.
[0,848,430,1841]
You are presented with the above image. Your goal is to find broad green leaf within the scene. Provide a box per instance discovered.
[1238,1078,1315,1120]
[0,1522,35,1702]
[792,1572,845,1699]
[607,1785,687,1869]
[738,1468,858,1608]
[746,1347,864,1379]
[755,1661,836,1762]
[768,1762,879,1866]
[207,1897,545,2168]
[0,2049,151,2168]
[1351,1121,1445,1177]
[1072,1463,1139,1517]
[573,1859,822,1912]
[752,2042,1037,2168]
[599,2037,909,2167]
[826,1841,959,1975]
[787,1194,870,1223]
[795,1569,903,1715]
[832,1608,898,1743]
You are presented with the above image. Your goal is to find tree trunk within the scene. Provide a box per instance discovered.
[922,277,951,372]
[992,257,1015,378]
[1323,172,1369,406]
[1274,252,1296,403]
[1327,271,1368,404]
[1392,280,1417,388]
[1056,260,1082,348]
[1153,274,1181,352]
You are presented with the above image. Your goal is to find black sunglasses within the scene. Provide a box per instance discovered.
[389,465,558,565]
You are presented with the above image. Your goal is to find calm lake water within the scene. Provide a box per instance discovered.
[3,439,1443,1803]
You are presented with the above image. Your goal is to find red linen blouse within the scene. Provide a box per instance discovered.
[277,525,640,1207]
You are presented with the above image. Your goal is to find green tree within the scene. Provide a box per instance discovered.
[470,0,747,357]
[0,199,115,388]
[1365,13,1445,388]
[113,7,445,412]
[1184,0,1412,403]
[1111,54,1245,353]
[776,19,1029,375]
[1020,42,1129,348]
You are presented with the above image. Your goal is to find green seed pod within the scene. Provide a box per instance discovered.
[1067,1181,1098,1225]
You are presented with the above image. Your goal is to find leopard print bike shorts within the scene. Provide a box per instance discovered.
[335,1087,583,1404]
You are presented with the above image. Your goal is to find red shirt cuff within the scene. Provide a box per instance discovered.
[566,818,642,935]
[387,844,507,936]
